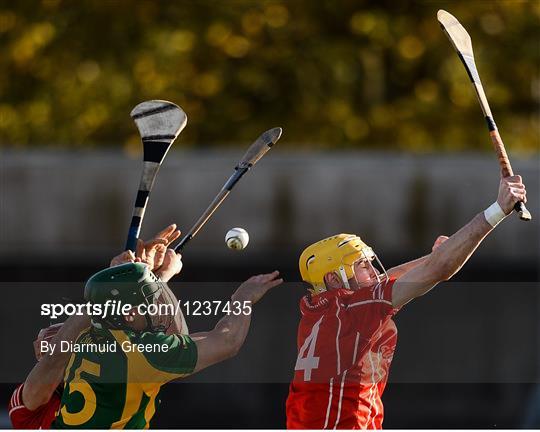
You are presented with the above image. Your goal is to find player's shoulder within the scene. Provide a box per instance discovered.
[80,325,112,344]
[128,330,192,349]
[299,286,386,314]
[122,330,197,377]
[346,277,396,305]
[299,290,342,316]
[108,327,195,355]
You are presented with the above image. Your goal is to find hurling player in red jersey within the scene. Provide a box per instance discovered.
[286,175,527,429]
[8,225,184,429]
[8,317,90,429]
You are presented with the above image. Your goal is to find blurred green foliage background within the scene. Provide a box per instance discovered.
[0,0,538,153]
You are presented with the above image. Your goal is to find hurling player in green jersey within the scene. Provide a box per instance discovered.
[11,224,184,429]
[53,233,283,428]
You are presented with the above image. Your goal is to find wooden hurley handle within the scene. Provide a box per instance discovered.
[489,129,531,221]
[489,129,513,178]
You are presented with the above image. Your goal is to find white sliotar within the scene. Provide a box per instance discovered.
[225,228,250,250]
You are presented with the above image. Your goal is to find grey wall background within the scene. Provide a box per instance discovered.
[1,151,538,260]
[1,150,539,428]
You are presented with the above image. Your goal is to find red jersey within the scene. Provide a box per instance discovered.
[286,278,399,429]
[8,383,61,429]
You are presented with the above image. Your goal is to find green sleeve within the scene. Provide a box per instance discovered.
[129,331,198,381]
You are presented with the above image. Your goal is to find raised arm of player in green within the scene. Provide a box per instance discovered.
[191,271,283,373]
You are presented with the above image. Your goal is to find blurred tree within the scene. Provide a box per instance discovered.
[0,0,538,154]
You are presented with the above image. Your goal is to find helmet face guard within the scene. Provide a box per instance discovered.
[338,248,388,289]
[140,282,176,333]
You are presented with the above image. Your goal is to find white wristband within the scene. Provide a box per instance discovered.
[484,202,507,227]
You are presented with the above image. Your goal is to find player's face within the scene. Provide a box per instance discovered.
[123,308,148,331]
[350,259,379,289]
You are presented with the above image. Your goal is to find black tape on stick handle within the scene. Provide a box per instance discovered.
[174,234,192,252]
[514,201,532,222]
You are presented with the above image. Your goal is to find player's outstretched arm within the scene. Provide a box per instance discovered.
[22,314,90,411]
[392,175,526,308]
[387,236,448,279]
[190,271,283,374]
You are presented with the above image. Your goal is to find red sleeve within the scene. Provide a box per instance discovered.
[348,278,399,337]
[8,383,61,429]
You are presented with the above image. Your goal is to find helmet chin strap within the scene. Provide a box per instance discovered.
[372,254,388,283]
[338,266,351,289]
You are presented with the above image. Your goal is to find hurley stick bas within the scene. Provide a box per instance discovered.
[125,100,187,252]
[174,127,282,252]
[438,9,531,221]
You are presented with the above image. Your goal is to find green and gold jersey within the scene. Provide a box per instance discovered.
[52,326,197,429]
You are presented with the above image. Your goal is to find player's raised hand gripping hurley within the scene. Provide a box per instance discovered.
[488,175,527,226]
[437,10,531,221]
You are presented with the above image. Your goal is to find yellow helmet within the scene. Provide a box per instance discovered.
[299,234,385,295]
